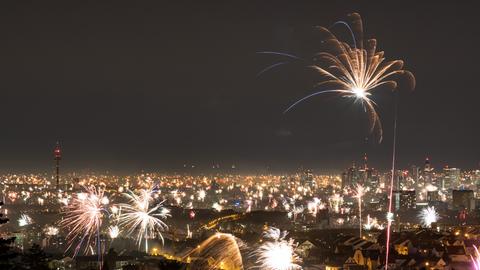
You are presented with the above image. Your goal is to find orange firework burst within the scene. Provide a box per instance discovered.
[260,13,415,141]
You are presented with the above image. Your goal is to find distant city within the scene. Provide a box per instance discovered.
[1,1,479,270]
[1,144,480,269]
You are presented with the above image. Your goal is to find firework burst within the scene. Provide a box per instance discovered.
[18,214,33,227]
[108,225,120,239]
[418,206,439,228]
[59,185,109,257]
[253,227,302,270]
[117,187,170,253]
[44,225,59,236]
[259,13,415,141]
[185,233,244,270]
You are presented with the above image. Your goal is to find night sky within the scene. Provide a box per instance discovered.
[0,1,478,173]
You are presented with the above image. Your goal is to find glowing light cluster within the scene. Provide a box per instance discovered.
[418,206,439,228]
[117,187,170,252]
[60,185,109,256]
[253,227,302,270]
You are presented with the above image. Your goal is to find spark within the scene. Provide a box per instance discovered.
[60,185,109,257]
[184,233,244,270]
[198,190,206,201]
[418,206,439,228]
[117,187,170,253]
[353,184,366,237]
[288,205,304,222]
[18,214,33,227]
[108,225,120,239]
[471,245,480,270]
[253,227,302,270]
[260,13,415,141]
[364,215,382,230]
[44,226,59,236]
[212,202,223,212]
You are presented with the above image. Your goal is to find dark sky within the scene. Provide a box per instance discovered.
[0,1,478,173]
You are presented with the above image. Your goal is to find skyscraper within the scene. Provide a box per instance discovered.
[423,157,435,187]
[442,166,461,190]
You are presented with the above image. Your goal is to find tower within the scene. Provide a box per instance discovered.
[54,142,61,190]
[423,157,434,187]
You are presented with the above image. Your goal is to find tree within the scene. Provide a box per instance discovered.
[21,244,50,270]
[0,201,19,269]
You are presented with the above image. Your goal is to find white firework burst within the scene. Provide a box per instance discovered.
[418,206,439,228]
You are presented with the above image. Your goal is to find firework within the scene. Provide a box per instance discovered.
[18,214,33,227]
[353,184,366,237]
[59,186,109,257]
[363,215,383,230]
[260,13,415,141]
[471,245,480,270]
[212,202,223,212]
[288,205,304,222]
[117,187,170,253]
[307,197,324,217]
[329,193,343,213]
[44,226,59,236]
[253,227,301,270]
[185,233,244,270]
[418,206,439,228]
[198,189,206,201]
[108,225,120,239]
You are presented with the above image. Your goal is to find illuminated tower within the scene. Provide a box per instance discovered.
[363,153,368,171]
[54,142,61,190]
[424,157,431,172]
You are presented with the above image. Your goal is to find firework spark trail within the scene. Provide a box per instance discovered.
[252,227,302,270]
[364,215,383,230]
[117,187,170,253]
[259,13,415,142]
[353,184,366,238]
[418,206,439,228]
[59,185,109,264]
[471,245,480,270]
[385,93,398,270]
[184,233,244,270]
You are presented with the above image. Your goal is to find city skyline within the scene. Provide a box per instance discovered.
[2,3,480,270]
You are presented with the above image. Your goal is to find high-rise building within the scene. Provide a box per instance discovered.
[393,190,416,211]
[342,162,361,189]
[411,165,419,183]
[423,157,435,187]
[442,166,461,190]
[54,142,61,190]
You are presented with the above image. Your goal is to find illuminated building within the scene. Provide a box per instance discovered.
[442,166,461,190]
[423,157,435,188]
[393,190,416,211]
[342,162,361,189]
